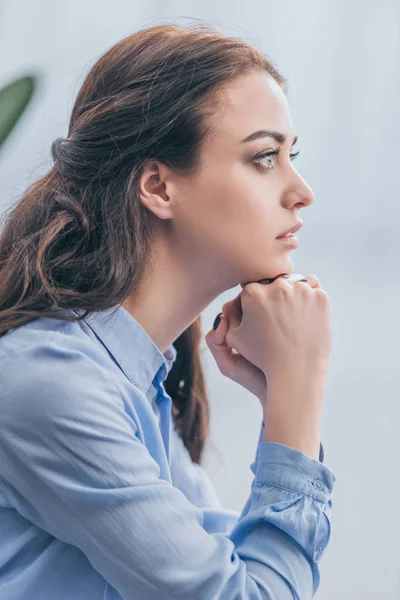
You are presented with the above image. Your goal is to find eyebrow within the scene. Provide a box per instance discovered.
[241,130,298,146]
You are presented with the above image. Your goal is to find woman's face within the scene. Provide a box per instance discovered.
[168,69,314,288]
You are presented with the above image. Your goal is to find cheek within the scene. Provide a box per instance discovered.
[184,169,278,256]
[195,164,261,220]
[207,168,279,241]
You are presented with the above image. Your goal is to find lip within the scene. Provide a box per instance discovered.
[276,221,303,238]
[277,235,299,249]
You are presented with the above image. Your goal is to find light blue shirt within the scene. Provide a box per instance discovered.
[0,305,336,599]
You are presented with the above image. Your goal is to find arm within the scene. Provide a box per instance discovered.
[0,339,335,600]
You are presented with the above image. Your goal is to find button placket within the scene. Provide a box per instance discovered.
[153,367,171,461]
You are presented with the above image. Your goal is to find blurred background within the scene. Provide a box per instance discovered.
[1,1,399,598]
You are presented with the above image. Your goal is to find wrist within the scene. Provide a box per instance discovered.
[261,376,325,460]
[263,373,326,409]
[262,419,321,460]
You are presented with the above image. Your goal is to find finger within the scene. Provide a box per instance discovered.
[205,312,233,358]
[221,293,242,330]
[303,274,321,289]
[241,273,322,290]
[205,311,248,378]
[282,273,322,288]
[210,311,228,345]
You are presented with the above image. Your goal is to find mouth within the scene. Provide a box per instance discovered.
[276,220,302,249]
[276,235,299,249]
[276,220,303,239]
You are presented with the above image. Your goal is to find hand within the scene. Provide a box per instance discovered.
[205,274,322,404]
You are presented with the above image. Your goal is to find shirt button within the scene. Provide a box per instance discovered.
[313,479,324,491]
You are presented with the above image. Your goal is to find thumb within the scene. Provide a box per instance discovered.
[205,290,242,346]
[205,289,244,365]
[222,292,243,330]
[205,310,230,351]
[205,311,238,371]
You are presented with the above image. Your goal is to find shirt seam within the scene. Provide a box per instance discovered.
[254,481,327,504]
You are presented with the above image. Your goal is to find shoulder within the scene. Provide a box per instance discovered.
[0,314,100,365]
[0,315,132,428]
[0,315,103,377]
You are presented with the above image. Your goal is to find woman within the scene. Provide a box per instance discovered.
[0,22,335,599]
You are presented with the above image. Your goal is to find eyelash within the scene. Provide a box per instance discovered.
[253,147,300,170]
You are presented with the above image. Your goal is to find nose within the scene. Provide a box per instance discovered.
[282,170,314,210]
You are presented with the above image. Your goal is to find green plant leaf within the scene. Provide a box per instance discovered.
[0,75,37,149]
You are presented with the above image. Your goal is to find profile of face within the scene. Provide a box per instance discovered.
[140,70,314,291]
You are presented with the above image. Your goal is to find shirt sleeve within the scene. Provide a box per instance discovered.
[0,338,336,600]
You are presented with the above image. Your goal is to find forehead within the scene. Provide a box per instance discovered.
[210,70,293,145]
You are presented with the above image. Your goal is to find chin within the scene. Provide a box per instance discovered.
[262,254,295,279]
[278,254,295,273]
[238,255,294,288]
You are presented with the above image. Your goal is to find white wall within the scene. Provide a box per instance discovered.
[1,1,399,598]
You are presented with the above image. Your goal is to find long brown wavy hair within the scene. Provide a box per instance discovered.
[0,22,285,464]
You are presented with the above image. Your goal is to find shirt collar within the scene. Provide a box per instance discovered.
[70,305,177,394]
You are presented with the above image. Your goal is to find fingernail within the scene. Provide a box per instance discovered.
[213,312,223,330]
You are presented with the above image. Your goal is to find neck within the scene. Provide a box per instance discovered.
[122,236,236,354]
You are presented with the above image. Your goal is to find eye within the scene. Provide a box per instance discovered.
[253,149,279,170]
[253,148,300,171]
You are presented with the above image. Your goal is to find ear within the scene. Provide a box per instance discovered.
[138,159,175,220]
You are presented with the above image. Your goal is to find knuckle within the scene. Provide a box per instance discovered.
[315,288,331,306]
[299,281,312,295]
[272,277,291,295]
[274,276,289,288]
[242,282,263,302]
[315,287,329,299]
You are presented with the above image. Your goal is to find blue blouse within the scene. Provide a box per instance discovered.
[0,305,336,599]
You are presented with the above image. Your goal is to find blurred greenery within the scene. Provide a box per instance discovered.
[0,75,37,152]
